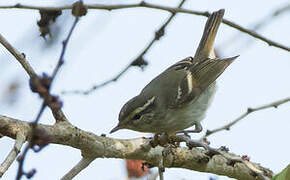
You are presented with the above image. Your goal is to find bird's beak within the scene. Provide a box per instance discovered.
[110,124,122,134]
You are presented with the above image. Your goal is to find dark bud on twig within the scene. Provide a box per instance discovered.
[29,76,48,97]
[31,127,50,150]
[37,9,62,38]
[25,169,36,179]
[21,53,26,58]
[72,1,87,17]
[205,130,212,136]
[29,76,40,93]
[29,73,51,98]
[131,56,148,70]
[247,108,253,113]
[40,73,52,90]
[49,95,63,110]
[155,26,165,40]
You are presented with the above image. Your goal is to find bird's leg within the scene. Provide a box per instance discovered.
[177,121,203,134]
[169,134,229,159]
[169,135,207,149]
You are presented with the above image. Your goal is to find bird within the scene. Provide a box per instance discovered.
[110,9,238,135]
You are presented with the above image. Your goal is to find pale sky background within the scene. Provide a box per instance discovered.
[0,0,290,180]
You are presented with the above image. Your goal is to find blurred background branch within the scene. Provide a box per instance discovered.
[0,2,289,51]
[62,0,188,95]
[203,97,290,139]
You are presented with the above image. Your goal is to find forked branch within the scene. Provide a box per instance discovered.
[0,115,273,180]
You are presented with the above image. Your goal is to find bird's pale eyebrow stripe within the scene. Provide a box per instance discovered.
[130,96,156,117]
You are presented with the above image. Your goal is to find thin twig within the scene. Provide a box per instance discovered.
[15,143,31,180]
[252,4,290,30]
[62,65,131,95]
[0,2,289,51]
[0,33,66,122]
[218,4,290,52]
[0,133,25,178]
[62,0,187,95]
[51,17,79,85]
[274,4,290,16]
[15,102,45,180]
[61,157,95,180]
[15,17,80,180]
[0,34,36,77]
[203,97,290,138]
[221,18,289,51]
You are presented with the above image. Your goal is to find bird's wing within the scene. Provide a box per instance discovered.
[167,57,202,108]
[170,56,238,109]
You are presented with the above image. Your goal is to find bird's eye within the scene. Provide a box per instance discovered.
[133,114,141,120]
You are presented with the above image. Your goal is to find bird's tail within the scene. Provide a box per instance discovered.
[191,55,239,89]
[194,9,225,60]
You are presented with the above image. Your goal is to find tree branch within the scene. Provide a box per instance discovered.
[218,4,290,53]
[62,0,187,95]
[61,157,95,180]
[0,34,36,77]
[0,115,273,180]
[0,2,289,52]
[0,132,25,177]
[0,33,67,122]
[204,97,290,138]
[15,15,80,180]
[51,17,79,85]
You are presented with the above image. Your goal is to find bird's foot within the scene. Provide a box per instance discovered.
[149,133,170,148]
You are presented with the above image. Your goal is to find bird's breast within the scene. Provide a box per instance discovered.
[164,82,216,132]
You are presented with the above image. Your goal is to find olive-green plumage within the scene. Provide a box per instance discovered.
[111,9,238,134]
